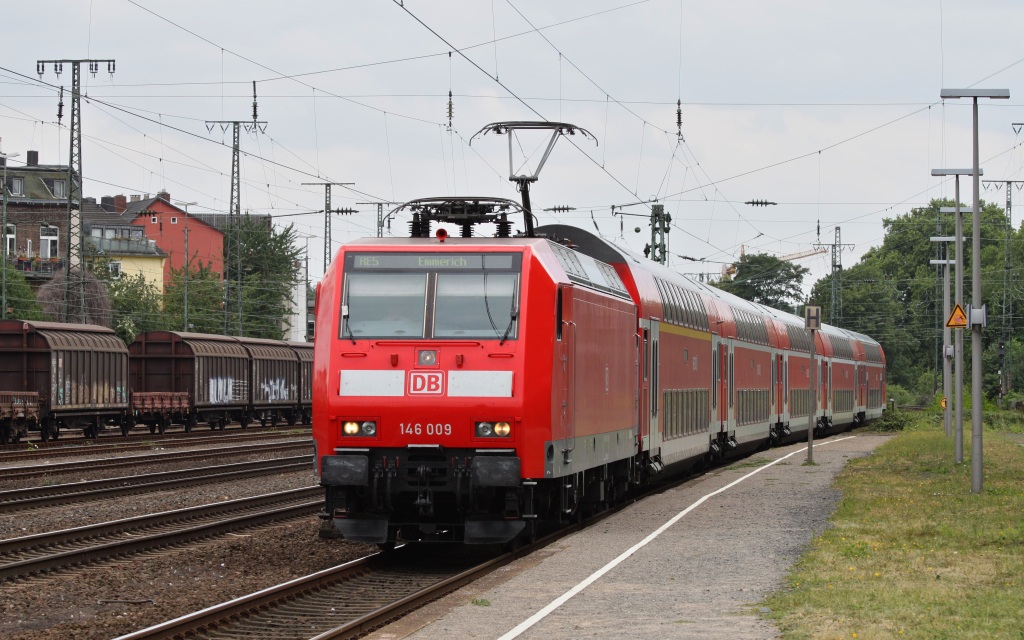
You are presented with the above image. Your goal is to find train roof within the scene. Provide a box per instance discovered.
[535,224,881,349]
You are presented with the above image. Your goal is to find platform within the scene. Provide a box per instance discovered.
[369,433,889,640]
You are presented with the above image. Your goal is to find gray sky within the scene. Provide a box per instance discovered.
[3,0,1024,289]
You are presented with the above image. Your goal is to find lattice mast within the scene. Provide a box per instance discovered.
[206,82,267,336]
[37,58,115,322]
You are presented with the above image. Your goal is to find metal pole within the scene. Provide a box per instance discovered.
[955,178,964,464]
[1,158,7,320]
[970,97,983,494]
[942,258,951,437]
[808,329,816,464]
[183,225,189,331]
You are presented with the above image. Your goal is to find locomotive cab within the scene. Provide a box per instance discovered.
[316,245,530,545]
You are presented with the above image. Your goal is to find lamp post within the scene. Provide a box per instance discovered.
[1,151,21,320]
[933,175,981,465]
[940,88,1010,494]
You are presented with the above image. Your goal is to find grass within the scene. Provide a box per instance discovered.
[762,413,1024,639]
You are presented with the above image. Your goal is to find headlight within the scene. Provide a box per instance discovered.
[476,421,511,437]
[342,420,377,436]
[417,349,438,366]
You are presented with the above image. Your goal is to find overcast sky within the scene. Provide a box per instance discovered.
[3,1,1024,289]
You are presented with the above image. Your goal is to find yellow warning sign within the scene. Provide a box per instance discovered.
[946,304,968,329]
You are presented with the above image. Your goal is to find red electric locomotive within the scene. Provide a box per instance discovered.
[312,195,886,546]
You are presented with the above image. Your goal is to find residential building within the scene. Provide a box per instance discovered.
[2,150,74,282]
[120,192,224,283]
[83,198,166,287]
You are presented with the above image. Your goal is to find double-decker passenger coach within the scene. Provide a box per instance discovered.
[313,180,886,547]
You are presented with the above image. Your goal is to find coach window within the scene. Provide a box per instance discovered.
[343,273,427,338]
[435,273,519,339]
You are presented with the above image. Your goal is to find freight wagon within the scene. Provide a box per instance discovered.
[0,320,130,442]
[128,331,313,432]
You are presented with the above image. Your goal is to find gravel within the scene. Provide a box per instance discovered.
[0,444,376,640]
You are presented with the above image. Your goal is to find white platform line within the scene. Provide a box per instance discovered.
[498,435,858,640]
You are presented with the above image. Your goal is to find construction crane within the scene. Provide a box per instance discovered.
[722,246,826,277]
[777,247,828,262]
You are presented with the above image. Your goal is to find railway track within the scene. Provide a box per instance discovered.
[0,487,320,583]
[111,435,805,640]
[0,440,312,482]
[0,429,310,465]
[0,455,314,512]
[114,544,518,640]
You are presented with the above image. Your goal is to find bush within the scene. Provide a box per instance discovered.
[873,407,910,432]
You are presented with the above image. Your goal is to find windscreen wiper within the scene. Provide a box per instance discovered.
[342,304,356,345]
[499,307,518,346]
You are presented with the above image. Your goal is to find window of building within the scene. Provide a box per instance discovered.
[53,180,66,198]
[4,224,14,257]
[170,217,178,224]
[151,216,158,224]
[108,261,122,279]
[39,226,59,259]
[11,178,23,196]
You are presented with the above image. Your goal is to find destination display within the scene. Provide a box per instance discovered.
[348,253,517,271]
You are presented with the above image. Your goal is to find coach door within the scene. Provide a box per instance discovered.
[559,287,577,464]
[647,321,661,454]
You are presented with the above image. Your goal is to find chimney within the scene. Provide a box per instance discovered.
[101,196,115,211]
[114,194,127,214]
[26,150,38,166]
[130,194,141,202]
[156,190,170,201]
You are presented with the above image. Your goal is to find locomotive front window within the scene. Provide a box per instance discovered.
[344,273,428,338]
[342,252,522,341]
[434,273,518,339]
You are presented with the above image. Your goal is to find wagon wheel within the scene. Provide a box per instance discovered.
[148,422,157,434]
[219,417,227,431]
[0,423,11,445]
[286,412,297,427]
[260,413,267,428]
[40,418,51,443]
[158,415,169,435]
[86,422,100,440]
[185,414,197,433]
[120,418,130,437]
[271,412,279,428]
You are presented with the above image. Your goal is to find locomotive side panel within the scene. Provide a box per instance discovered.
[541,285,638,479]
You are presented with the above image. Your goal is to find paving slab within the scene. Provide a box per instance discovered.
[370,433,890,640]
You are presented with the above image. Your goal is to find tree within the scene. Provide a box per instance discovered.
[37,269,112,326]
[714,253,809,313]
[224,215,303,339]
[0,262,48,320]
[99,268,169,344]
[811,197,1009,391]
[163,260,225,335]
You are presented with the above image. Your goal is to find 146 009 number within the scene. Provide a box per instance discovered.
[399,422,452,436]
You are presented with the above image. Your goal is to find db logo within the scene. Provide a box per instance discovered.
[409,371,445,395]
